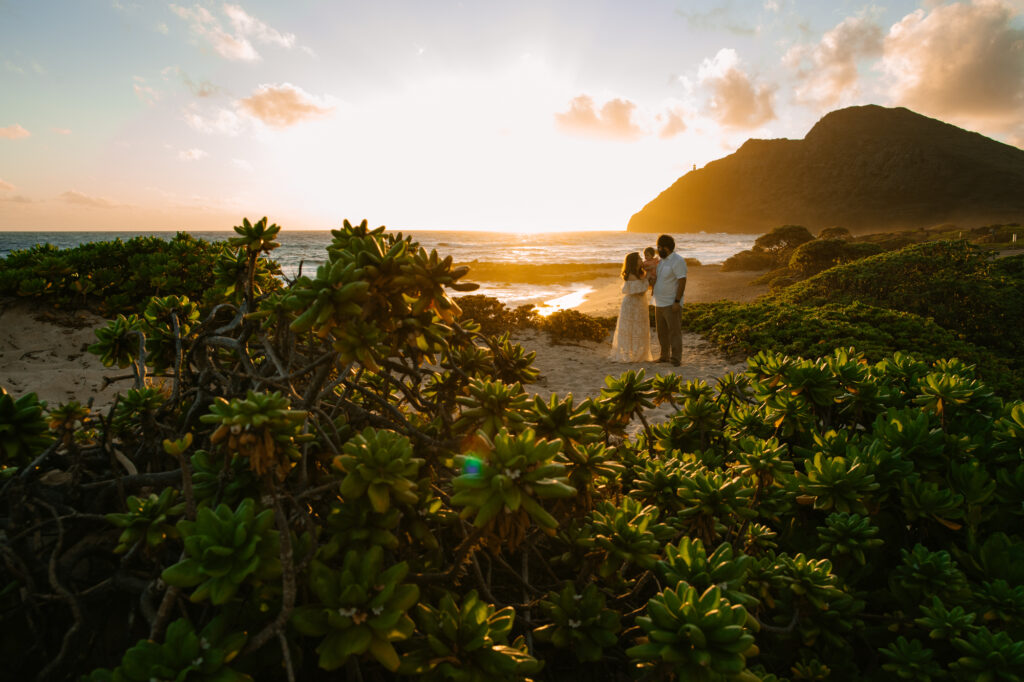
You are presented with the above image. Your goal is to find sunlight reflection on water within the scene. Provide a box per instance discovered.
[536,286,595,316]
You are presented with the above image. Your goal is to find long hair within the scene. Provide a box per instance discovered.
[621,251,643,280]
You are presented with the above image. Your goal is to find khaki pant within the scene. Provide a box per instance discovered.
[655,305,682,363]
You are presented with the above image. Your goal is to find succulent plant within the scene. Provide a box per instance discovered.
[111,386,166,438]
[596,369,656,433]
[657,537,758,609]
[733,436,794,490]
[797,452,879,515]
[452,378,531,437]
[201,390,307,481]
[891,544,969,609]
[534,582,621,662]
[189,448,259,507]
[47,400,92,447]
[0,389,53,466]
[161,498,281,605]
[578,497,670,580]
[291,546,419,671]
[489,332,541,384]
[628,582,759,680]
[88,314,141,369]
[140,294,200,373]
[227,216,281,253]
[675,468,756,544]
[815,512,883,566]
[915,595,977,640]
[525,392,602,447]
[399,589,542,681]
[85,616,249,682]
[105,487,185,554]
[451,428,574,546]
[322,497,402,554]
[334,427,424,514]
[950,627,1024,681]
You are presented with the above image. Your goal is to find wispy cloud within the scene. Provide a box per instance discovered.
[53,127,72,135]
[178,148,209,161]
[60,190,124,208]
[698,49,776,129]
[222,3,295,48]
[237,83,333,128]
[183,104,243,135]
[133,76,160,105]
[554,95,646,141]
[677,5,758,36]
[162,66,221,97]
[0,124,31,139]
[0,179,15,191]
[170,3,297,62]
[0,195,32,204]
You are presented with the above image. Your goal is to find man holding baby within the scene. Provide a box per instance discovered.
[650,234,687,366]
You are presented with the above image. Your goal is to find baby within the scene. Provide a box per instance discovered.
[642,247,659,285]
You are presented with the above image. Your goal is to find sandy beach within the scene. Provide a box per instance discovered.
[574,263,768,316]
[0,266,766,424]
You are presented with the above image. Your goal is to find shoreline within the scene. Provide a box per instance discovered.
[0,264,768,415]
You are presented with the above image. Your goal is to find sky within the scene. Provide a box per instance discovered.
[1,0,1023,232]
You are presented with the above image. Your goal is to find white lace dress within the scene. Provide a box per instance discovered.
[610,278,653,362]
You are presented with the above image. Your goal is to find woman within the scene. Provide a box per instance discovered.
[610,251,653,362]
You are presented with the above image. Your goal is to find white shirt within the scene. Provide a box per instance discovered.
[652,251,687,307]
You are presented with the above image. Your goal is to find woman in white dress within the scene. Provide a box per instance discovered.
[610,252,653,362]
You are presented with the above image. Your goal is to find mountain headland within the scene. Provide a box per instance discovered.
[627,105,1024,234]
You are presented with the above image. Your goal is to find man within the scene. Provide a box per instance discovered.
[651,234,686,366]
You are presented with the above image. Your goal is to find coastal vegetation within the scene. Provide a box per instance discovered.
[0,221,1023,681]
[686,238,1024,396]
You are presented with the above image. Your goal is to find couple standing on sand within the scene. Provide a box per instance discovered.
[610,234,687,366]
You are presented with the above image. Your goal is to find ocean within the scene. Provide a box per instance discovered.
[0,229,757,311]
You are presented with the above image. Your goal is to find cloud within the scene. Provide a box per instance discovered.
[232,158,254,172]
[170,3,296,62]
[178,148,209,161]
[133,76,160,105]
[881,0,1024,127]
[0,195,32,204]
[0,179,14,191]
[658,109,688,139]
[53,127,72,135]
[60,190,124,209]
[0,124,31,139]
[677,6,757,36]
[162,66,221,97]
[786,15,884,108]
[237,83,333,128]
[698,49,776,129]
[223,3,295,48]
[183,104,243,135]
[554,95,646,141]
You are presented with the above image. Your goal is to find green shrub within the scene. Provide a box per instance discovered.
[788,239,884,277]
[818,226,851,240]
[778,241,1024,360]
[0,231,281,315]
[540,308,613,344]
[721,248,775,272]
